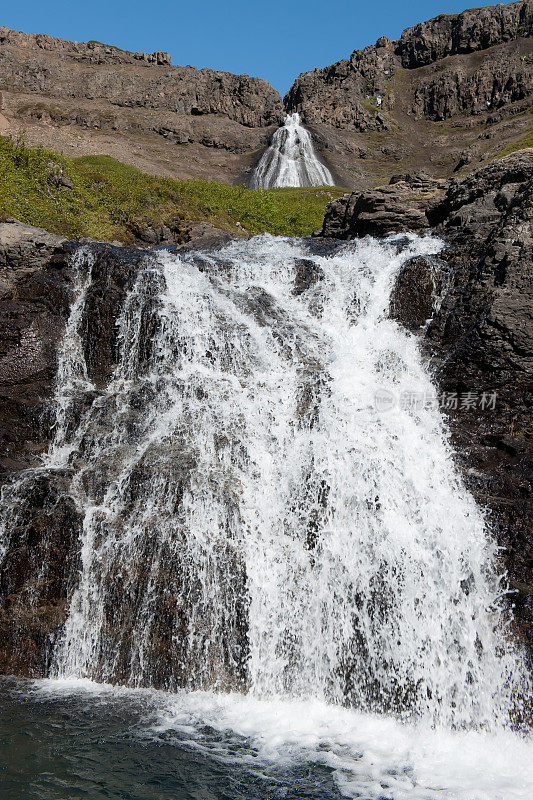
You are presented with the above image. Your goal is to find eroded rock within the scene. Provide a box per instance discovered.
[0,221,71,476]
[320,173,447,238]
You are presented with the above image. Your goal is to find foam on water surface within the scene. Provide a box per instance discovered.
[31,678,533,800]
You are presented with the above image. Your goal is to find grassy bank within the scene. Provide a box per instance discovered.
[0,135,344,243]
[492,131,533,161]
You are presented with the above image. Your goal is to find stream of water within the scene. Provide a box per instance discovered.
[250,113,334,188]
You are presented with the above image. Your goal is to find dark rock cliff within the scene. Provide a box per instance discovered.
[425,155,533,654]
[0,222,74,673]
[319,150,533,655]
[285,1,532,187]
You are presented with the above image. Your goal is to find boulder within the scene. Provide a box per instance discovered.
[320,173,446,238]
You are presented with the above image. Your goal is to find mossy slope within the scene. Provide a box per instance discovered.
[0,136,344,242]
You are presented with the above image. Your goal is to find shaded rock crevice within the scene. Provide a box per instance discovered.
[0,221,71,477]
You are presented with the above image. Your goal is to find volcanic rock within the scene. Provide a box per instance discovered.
[320,174,447,238]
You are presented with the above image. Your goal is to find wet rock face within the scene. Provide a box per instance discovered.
[0,223,83,675]
[0,222,71,477]
[0,228,249,685]
[429,170,533,654]
[389,256,442,332]
[416,154,532,654]
[0,227,151,675]
[0,472,82,677]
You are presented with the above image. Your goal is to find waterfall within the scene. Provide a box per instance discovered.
[251,113,334,188]
[0,234,528,732]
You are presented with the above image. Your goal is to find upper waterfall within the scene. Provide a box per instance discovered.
[251,113,334,189]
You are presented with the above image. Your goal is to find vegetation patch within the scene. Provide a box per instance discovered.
[492,132,533,160]
[0,135,344,242]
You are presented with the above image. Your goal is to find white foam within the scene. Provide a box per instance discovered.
[154,692,533,800]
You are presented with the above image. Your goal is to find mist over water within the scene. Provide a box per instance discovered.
[0,234,531,799]
[251,113,334,188]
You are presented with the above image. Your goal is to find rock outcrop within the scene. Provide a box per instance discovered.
[0,28,282,127]
[286,1,532,187]
[320,173,447,238]
[320,150,533,655]
[396,1,532,67]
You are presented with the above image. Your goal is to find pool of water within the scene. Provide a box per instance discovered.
[1,678,532,800]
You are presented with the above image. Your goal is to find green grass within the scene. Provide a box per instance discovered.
[0,135,344,243]
[492,131,533,161]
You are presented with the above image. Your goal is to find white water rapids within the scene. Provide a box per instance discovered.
[1,233,532,798]
[251,112,334,188]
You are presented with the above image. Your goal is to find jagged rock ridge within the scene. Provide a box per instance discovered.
[285,1,532,187]
[0,27,284,184]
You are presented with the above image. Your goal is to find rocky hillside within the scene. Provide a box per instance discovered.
[286,0,532,186]
[0,27,284,184]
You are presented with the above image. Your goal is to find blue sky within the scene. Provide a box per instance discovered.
[3,1,476,96]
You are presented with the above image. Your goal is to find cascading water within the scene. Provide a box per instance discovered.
[0,234,531,799]
[1,233,527,723]
[251,112,334,188]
